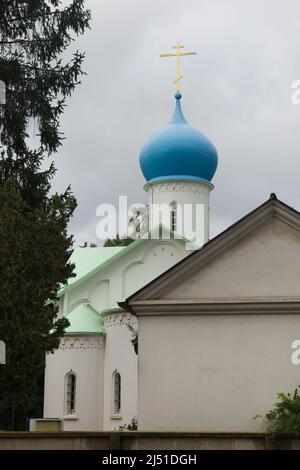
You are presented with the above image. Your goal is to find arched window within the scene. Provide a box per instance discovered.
[112,370,121,415]
[170,201,177,232]
[65,371,76,415]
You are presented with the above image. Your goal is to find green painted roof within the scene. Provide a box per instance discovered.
[65,303,105,334]
[58,226,196,298]
[59,243,141,297]
[65,247,124,288]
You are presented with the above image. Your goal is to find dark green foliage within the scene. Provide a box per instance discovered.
[0,1,90,429]
[120,417,138,431]
[0,150,76,429]
[263,387,300,435]
[0,0,90,156]
[80,241,97,248]
[104,234,135,247]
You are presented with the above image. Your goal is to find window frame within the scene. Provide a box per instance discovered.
[65,370,77,416]
[112,369,121,417]
[170,201,177,232]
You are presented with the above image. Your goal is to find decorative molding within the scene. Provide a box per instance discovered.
[130,300,300,316]
[152,182,210,195]
[104,312,138,329]
[59,335,104,351]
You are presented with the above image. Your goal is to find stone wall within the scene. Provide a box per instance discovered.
[0,432,299,450]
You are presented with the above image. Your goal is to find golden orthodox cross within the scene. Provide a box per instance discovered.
[160,42,197,93]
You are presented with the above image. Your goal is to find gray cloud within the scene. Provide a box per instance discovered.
[47,0,300,245]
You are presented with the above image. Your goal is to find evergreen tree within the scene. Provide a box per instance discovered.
[104,234,135,247]
[0,1,90,429]
[0,0,90,155]
[0,150,76,429]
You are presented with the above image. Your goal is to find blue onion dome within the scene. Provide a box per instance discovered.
[139,92,218,186]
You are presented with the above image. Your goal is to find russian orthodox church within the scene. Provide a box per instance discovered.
[44,57,300,433]
[43,87,218,431]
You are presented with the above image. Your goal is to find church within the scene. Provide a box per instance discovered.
[43,47,300,432]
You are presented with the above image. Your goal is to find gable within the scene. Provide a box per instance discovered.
[126,197,300,305]
[162,216,300,301]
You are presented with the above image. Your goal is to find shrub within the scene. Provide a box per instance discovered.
[263,386,300,435]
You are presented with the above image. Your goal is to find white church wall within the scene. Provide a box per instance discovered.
[137,313,300,431]
[65,282,90,315]
[123,241,184,298]
[43,335,105,431]
[89,279,109,312]
[131,207,300,431]
[102,313,138,430]
[148,181,212,244]
[100,239,187,430]
[44,237,189,431]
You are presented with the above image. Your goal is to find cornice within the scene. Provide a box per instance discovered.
[130,300,300,316]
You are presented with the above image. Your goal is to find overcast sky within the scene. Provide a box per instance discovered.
[45,0,300,246]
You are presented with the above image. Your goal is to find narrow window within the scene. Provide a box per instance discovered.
[112,370,121,415]
[170,202,177,232]
[65,372,76,415]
